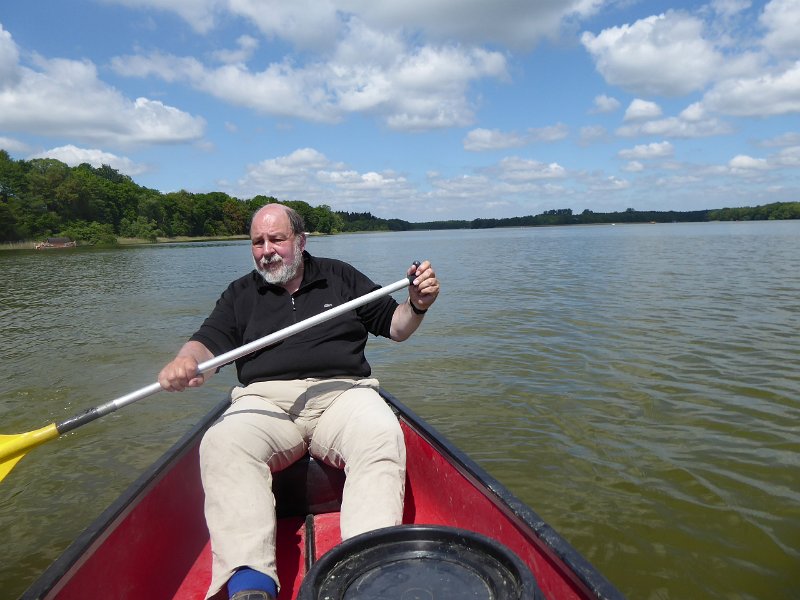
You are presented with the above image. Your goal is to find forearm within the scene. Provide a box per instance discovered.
[177,340,215,364]
[389,260,439,341]
[389,299,426,341]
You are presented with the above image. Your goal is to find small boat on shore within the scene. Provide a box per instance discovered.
[34,237,77,250]
[21,390,624,600]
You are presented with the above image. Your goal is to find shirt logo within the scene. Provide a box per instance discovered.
[323,303,333,308]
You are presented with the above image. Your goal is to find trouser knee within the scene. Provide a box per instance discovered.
[353,421,406,468]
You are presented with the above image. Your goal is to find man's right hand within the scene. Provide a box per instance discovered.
[158,341,214,391]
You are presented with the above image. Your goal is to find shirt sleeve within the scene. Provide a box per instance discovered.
[343,263,399,338]
[189,279,245,356]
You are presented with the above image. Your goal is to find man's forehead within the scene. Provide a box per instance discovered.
[252,209,291,233]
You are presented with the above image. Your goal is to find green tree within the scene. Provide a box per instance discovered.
[59,221,117,246]
[221,197,249,235]
[0,150,27,204]
[119,216,161,241]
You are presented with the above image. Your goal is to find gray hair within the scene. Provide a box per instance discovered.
[250,203,307,237]
[284,206,307,237]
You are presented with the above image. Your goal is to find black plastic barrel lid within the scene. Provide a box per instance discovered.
[343,554,489,599]
[299,524,544,600]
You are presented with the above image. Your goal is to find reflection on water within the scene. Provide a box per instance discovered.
[2,222,799,599]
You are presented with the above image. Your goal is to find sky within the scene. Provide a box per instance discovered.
[1,0,799,221]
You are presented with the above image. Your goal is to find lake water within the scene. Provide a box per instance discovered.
[1,222,798,599]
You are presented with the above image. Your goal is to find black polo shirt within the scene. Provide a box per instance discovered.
[190,252,398,385]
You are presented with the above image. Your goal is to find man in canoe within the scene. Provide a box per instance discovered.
[158,203,440,600]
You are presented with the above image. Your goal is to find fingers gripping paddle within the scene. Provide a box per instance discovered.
[0,265,419,483]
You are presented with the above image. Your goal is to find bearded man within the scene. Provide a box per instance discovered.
[158,203,440,600]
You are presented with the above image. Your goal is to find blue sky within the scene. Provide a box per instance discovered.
[1,0,798,221]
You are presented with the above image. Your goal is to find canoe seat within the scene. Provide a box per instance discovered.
[272,455,346,518]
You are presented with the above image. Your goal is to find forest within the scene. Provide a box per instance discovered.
[1,151,798,245]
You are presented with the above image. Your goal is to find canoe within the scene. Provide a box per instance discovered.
[21,390,624,600]
[34,238,77,250]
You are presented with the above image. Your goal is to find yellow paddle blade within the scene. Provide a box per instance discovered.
[0,453,27,483]
[0,424,60,483]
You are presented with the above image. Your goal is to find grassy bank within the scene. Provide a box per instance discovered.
[0,241,37,251]
[0,235,250,251]
[158,234,249,243]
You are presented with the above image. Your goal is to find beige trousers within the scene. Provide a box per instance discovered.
[199,378,406,598]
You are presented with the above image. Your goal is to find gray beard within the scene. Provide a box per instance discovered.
[254,241,304,285]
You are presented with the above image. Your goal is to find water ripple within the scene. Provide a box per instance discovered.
[2,225,800,599]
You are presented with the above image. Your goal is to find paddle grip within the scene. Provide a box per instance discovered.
[408,260,421,284]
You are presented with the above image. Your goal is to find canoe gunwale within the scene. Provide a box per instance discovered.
[380,389,624,600]
[21,391,624,600]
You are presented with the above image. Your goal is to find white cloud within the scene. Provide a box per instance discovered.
[231,148,416,209]
[618,141,674,160]
[5,1,798,219]
[426,163,573,216]
[211,35,259,64]
[587,175,630,192]
[700,60,800,117]
[99,0,222,34]
[581,11,722,96]
[760,0,800,58]
[261,148,332,173]
[384,45,507,130]
[711,0,751,18]
[231,147,579,218]
[0,136,30,153]
[317,169,408,193]
[653,173,704,190]
[29,144,149,175]
[328,0,604,50]
[591,94,621,113]
[464,128,527,151]
[579,125,608,145]
[428,173,491,199]
[494,156,567,182]
[616,114,733,138]
[623,99,662,121]
[104,0,604,51]
[0,24,21,88]
[0,26,205,147]
[761,131,800,147]
[464,124,567,151]
[774,145,800,166]
[113,22,508,130]
[581,4,793,127]
[530,123,569,142]
[680,102,707,121]
[227,0,341,50]
[623,160,644,172]
[729,154,771,171]
[723,144,800,172]
[115,52,336,123]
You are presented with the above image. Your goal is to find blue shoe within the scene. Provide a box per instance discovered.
[230,591,275,600]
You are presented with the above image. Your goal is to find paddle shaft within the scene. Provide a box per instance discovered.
[54,273,415,435]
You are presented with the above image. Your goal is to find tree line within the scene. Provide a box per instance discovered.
[1,150,797,245]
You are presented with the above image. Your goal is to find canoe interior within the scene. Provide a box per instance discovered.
[22,392,623,600]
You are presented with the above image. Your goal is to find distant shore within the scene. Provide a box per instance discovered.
[0,235,250,251]
[0,233,344,251]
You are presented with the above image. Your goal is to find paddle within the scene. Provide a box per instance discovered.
[0,266,418,482]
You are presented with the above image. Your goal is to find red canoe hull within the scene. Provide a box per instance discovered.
[22,391,623,600]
